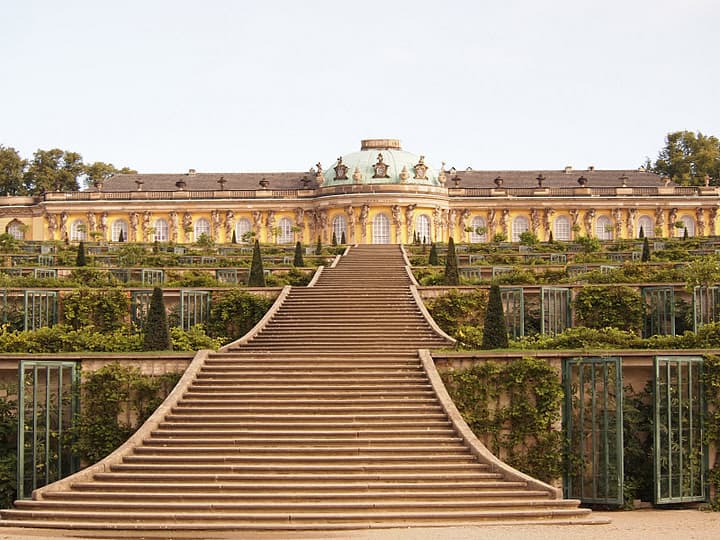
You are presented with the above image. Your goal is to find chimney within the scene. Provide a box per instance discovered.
[564,166,573,174]
[587,165,595,171]
[188,168,196,175]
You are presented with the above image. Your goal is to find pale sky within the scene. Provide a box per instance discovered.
[2,0,719,174]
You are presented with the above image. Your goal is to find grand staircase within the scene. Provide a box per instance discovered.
[1,244,600,531]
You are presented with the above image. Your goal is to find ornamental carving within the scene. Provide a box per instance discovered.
[372,153,390,179]
[333,157,348,180]
[413,156,428,180]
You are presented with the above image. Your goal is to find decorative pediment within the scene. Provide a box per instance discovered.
[372,153,390,179]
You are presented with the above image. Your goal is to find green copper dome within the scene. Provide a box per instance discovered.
[321,139,444,187]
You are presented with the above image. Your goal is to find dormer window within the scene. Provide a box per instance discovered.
[372,153,390,178]
[333,157,348,180]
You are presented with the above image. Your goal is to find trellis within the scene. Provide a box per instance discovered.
[541,287,571,335]
[500,287,524,338]
[643,286,675,337]
[180,290,211,329]
[692,285,720,331]
[24,290,58,330]
[141,269,164,285]
[130,290,153,327]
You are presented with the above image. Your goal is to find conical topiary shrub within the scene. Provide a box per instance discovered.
[293,241,304,267]
[143,287,171,351]
[638,226,645,239]
[443,237,460,286]
[332,231,337,246]
[231,229,237,244]
[247,239,266,287]
[429,243,439,266]
[641,236,650,262]
[341,231,346,244]
[118,230,124,242]
[315,236,322,255]
[76,240,87,267]
[481,284,508,349]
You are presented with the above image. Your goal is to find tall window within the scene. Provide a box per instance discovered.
[680,215,695,237]
[415,214,431,244]
[153,218,168,242]
[638,215,654,238]
[277,217,293,244]
[111,220,128,242]
[469,216,486,243]
[6,221,25,240]
[235,218,251,243]
[332,214,347,243]
[553,215,571,241]
[595,215,612,240]
[70,220,86,241]
[195,218,210,239]
[511,216,529,242]
[373,213,390,244]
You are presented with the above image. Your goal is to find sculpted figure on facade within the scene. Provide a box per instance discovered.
[696,208,706,236]
[404,204,416,241]
[129,212,139,241]
[391,205,402,243]
[487,209,497,239]
[500,208,510,239]
[182,212,192,241]
[142,211,152,242]
[169,211,178,242]
[45,212,57,240]
[210,210,221,240]
[612,208,623,239]
[668,208,678,235]
[251,211,263,237]
[318,209,329,242]
[359,204,369,242]
[709,208,718,235]
[346,205,356,243]
[569,209,580,230]
[100,211,108,238]
[583,209,595,236]
[448,209,458,240]
[86,211,97,234]
[60,211,68,241]
[655,207,666,235]
[626,209,637,239]
[432,207,442,240]
[542,209,554,240]
[530,209,540,235]
[224,210,235,240]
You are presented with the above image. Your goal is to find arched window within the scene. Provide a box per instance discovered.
[153,218,168,242]
[469,216,486,243]
[680,215,695,237]
[70,219,87,242]
[332,215,347,244]
[235,218,252,243]
[277,217,293,244]
[511,216,529,242]
[595,215,612,240]
[111,220,128,242]
[6,220,25,240]
[553,215,571,241]
[638,215,654,238]
[194,218,210,239]
[415,214,431,244]
[373,213,390,244]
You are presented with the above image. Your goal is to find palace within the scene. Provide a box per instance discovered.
[1,138,716,245]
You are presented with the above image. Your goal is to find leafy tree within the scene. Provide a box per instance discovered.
[428,243,439,265]
[519,231,539,246]
[481,284,508,349]
[443,237,460,286]
[75,240,87,266]
[247,239,266,287]
[649,130,720,185]
[143,287,171,351]
[24,148,84,193]
[293,241,304,267]
[0,146,27,195]
[83,161,135,189]
[641,236,650,262]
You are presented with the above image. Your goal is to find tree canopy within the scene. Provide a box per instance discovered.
[648,130,720,186]
[0,145,136,195]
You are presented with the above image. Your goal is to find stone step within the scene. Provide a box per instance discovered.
[132,445,469,455]
[148,428,459,438]
[141,436,466,447]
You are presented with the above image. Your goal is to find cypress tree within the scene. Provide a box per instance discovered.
[143,287,171,351]
[118,230,124,242]
[548,231,554,243]
[315,236,322,255]
[443,237,460,286]
[641,236,650,262]
[429,243,439,266]
[340,231,346,245]
[75,240,87,267]
[293,241,304,267]
[231,229,237,244]
[482,284,508,349]
[638,226,645,239]
[247,239,266,287]
[683,227,689,240]
[332,231,337,246]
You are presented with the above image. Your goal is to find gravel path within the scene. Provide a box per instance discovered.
[0,510,718,540]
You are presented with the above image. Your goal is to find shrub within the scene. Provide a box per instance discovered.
[207,290,274,341]
[427,289,487,337]
[573,286,645,333]
[62,287,129,332]
[143,287,171,351]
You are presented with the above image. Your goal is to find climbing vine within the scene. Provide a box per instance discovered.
[440,357,564,483]
[704,354,720,510]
